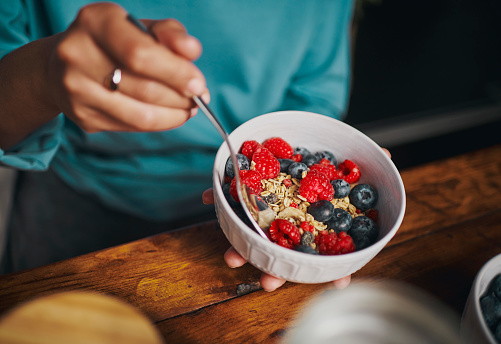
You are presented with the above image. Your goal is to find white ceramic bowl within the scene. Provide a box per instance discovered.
[212,111,406,283]
[461,253,501,344]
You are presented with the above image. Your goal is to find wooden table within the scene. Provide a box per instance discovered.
[0,144,500,343]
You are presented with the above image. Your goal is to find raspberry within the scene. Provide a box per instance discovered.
[262,137,294,159]
[335,159,361,184]
[283,178,292,187]
[298,170,334,203]
[309,163,337,180]
[290,202,298,209]
[315,151,337,165]
[292,154,302,162]
[315,230,355,255]
[229,169,263,202]
[241,140,262,160]
[268,219,301,249]
[252,147,280,179]
[319,158,331,165]
[300,221,315,233]
[366,209,379,222]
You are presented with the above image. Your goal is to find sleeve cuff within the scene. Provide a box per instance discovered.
[0,115,63,171]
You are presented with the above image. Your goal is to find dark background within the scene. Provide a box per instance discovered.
[345,0,501,169]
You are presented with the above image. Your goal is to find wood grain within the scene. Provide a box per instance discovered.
[0,222,262,322]
[0,144,500,343]
[154,211,501,344]
[393,144,501,245]
[0,291,164,344]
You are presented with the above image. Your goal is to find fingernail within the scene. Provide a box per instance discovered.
[190,107,198,117]
[185,36,201,51]
[201,91,211,104]
[186,78,205,97]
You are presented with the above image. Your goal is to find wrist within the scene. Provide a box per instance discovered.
[0,35,62,149]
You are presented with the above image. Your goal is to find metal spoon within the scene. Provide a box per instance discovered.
[124,14,273,239]
[193,96,275,239]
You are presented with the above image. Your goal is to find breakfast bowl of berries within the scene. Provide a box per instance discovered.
[212,111,406,283]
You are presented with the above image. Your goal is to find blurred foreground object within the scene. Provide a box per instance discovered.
[0,291,164,344]
[284,279,460,344]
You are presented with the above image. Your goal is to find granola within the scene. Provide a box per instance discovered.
[259,172,363,237]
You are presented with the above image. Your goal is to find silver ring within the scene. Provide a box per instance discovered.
[108,68,122,91]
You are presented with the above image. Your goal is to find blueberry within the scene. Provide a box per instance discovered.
[224,154,250,179]
[294,245,319,255]
[331,179,351,199]
[300,231,315,246]
[255,194,271,211]
[308,200,334,222]
[495,322,501,343]
[480,294,501,330]
[325,208,353,233]
[278,159,295,173]
[294,147,311,156]
[314,150,337,165]
[288,162,308,179]
[348,216,378,250]
[349,184,378,211]
[232,206,252,227]
[302,154,319,167]
[487,274,501,301]
[262,192,278,205]
[222,182,239,208]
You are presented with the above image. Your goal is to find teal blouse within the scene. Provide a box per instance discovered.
[0,0,353,221]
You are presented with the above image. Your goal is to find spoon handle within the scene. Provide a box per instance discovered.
[193,97,269,239]
[125,14,269,239]
[192,96,229,141]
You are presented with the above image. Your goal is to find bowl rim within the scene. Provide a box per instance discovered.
[472,253,501,343]
[213,110,406,263]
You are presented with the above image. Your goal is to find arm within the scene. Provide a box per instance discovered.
[0,35,61,149]
[0,3,208,151]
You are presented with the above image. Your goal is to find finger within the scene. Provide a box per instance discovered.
[200,90,211,104]
[260,274,286,292]
[224,247,286,292]
[68,73,194,132]
[58,28,194,110]
[56,27,115,87]
[147,19,202,61]
[115,70,194,109]
[100,89,194,131]
[58,72,142,132]
[382,148,391,159]
[202,188,215,205]
[78,4,206,96]
[331,275,351,289]
[224,246,247,268]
